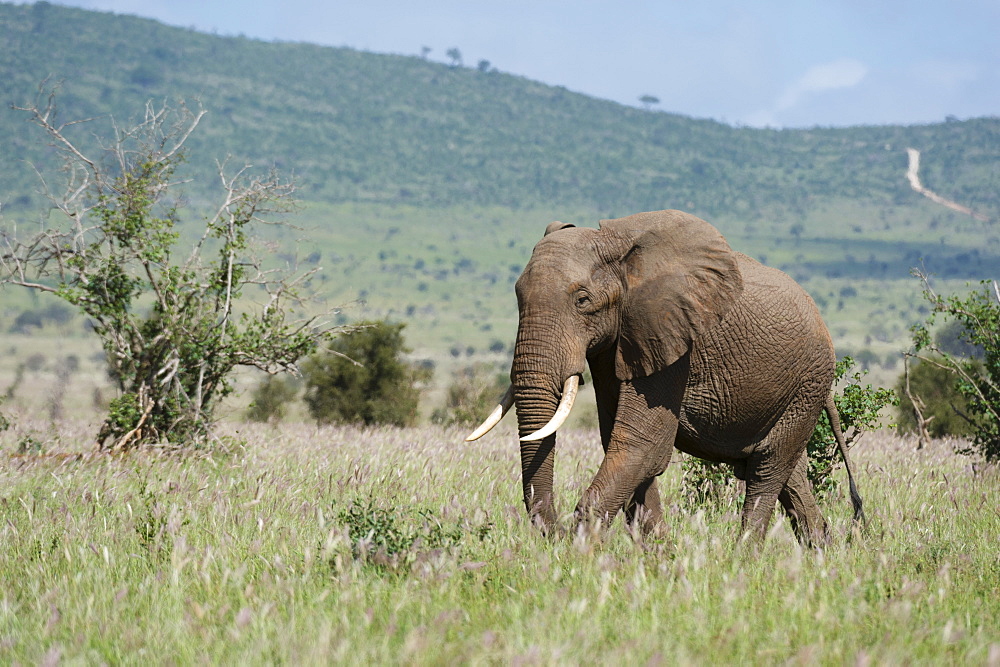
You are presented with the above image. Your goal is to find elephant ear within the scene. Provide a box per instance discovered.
[600,210,744,380]
[544,221,576,235]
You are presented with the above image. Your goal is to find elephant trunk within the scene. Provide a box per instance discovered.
[510,326,582,530]
[513,381,560,529]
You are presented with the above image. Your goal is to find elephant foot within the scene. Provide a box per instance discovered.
[528,511,561,538]
[572,505,615,532]
[571,515,608,551]
[791,517,831,549]
[625,505,667,542]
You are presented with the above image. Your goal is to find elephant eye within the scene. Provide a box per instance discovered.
[575,293,593,309]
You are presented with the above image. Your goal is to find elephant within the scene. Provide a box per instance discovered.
[467,209,863,545]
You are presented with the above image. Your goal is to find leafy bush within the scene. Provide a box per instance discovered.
[8,303,74,333]
[302,321,425,427]
[934,319,985,359]
[336,498,468,571]
[431,363,508,427]
[246,375,298,424]
[896,357,975,439]
[0,90,339,449]
[680,457,737,509]
[908,274,1000,461]
[807,357,897,496]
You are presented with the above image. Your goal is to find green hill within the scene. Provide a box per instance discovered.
[3,2,998,219]
[1,1,998,399]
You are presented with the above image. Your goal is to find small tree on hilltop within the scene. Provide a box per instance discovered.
[907,271,1000,461]
[302,320,425,427]
[0,85,344,449]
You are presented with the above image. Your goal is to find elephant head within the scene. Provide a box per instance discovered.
[468,210,744,529]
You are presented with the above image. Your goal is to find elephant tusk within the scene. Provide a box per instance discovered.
[465,385,515,441]
[520,375,580,442]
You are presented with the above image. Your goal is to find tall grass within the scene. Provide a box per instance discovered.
[1,420,998,664]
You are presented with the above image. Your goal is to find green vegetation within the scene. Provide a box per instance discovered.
[0,93,339,448]
[908,275,1000,461]
[301,320,425,426]
[431,363,509,426]
[2,3,999,226]
[245,375,299,424]
[2,1,998,221]
[1,3,998,382]
[336,497,473,571]
[807,357,898,495]
[0,6,995,661]
[1,423,997,663]
[896,358,975,439]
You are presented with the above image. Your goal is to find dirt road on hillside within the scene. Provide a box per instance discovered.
[906,148,989,222]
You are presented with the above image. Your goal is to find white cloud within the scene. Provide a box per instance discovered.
[742,58,870,127]
[775,58,869,112]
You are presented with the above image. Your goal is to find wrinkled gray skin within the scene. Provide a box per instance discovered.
[506,210,862,544]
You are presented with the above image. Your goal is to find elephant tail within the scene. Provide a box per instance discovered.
[825,395,866,526]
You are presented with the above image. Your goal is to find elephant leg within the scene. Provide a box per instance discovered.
[740,478,781,541]
[575,373,679,528]
[741,441,797,540]
[778,453,829,547]
[588,348,620,450]
[741,397,822,542]
[624,477,664,537]
[520,436,558,531]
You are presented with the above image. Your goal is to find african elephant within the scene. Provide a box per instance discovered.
[467,209,863,545]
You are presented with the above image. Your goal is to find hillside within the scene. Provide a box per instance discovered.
[1,1,999,406]
[2,2,999,220]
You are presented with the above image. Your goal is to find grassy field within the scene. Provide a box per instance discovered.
[3,196,993,409]
[1,416,997,664]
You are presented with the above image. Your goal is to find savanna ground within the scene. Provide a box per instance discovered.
[1,416,998,664]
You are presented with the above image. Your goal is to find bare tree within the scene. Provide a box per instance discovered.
[901,353,934,449]
[1,84,348,449]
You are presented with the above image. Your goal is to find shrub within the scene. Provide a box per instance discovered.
[8,303,73,334]
[0,89,340,449]
[431,364,508,427]
[246,375,298,423]
[895,357,975,439]
[9,310,43,333]
[908,273,1000,461]
[807,357,896,496]
[680,457,737,509]
[336,499,466,571]
[302,321,424,427]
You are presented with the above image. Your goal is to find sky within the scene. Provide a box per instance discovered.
[50,0,1000,128]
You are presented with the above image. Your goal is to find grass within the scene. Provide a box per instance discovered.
[3,197,992,405]
[1,416,998,664]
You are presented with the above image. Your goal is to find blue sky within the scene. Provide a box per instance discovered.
[51,0,1000,128]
